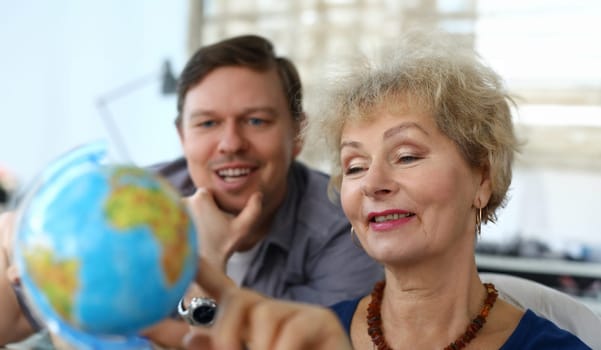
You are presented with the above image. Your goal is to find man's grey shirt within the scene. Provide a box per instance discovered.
[153,158,383,306]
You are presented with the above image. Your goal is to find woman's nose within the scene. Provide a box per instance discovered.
[360,162,399,199]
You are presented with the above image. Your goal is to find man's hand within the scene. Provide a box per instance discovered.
[184,188,262,271]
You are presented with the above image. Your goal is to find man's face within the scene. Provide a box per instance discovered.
[178,66,302,216]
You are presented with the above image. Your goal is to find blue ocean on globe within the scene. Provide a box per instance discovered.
[13,141,198,349]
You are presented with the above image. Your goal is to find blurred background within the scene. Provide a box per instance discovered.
[1,0,600,310]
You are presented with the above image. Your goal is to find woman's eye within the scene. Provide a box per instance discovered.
[344,165,365,175]
[398,155,420,164]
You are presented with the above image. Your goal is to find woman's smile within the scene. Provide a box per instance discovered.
[367,209,415,232]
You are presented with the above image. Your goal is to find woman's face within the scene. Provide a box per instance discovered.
[339,105,491,266]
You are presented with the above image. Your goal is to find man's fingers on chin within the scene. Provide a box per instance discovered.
[237,192,263,226]
[196,187,214,199]
[251,192,263,206]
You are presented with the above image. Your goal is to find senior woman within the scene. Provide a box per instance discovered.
[316,32,590,349]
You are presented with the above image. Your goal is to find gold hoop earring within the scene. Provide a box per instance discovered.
[475,207,483,236]
[350,227,362,249]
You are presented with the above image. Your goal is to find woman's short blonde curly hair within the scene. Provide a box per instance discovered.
[309,31,519,224]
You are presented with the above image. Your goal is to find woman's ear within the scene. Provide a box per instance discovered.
[474,164,492,209]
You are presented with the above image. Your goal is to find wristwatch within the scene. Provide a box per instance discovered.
[177,297,218,326]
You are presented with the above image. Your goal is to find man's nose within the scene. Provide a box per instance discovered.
[217,122,248,154]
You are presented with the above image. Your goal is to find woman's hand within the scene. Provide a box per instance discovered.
[0,211,35,345]
[0,211,19,284]
[182,258,353,350]
[0,212,15,263]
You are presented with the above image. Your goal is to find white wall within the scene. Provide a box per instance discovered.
[0,1,188,186]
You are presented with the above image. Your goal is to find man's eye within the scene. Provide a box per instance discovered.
[197,120,216,128]
[247,118,267,126]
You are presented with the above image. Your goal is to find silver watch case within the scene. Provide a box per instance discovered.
[177,297,217,326]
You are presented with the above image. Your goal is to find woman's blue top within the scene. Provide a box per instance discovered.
[330,298,592,349]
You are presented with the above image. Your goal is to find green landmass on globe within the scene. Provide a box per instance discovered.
[104,167,192,285]
[22,247,79,323]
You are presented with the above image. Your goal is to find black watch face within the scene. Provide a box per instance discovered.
[192,304,216,324]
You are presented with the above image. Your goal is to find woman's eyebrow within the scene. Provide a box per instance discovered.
[383,122,429,140]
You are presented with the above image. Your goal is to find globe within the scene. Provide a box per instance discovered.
[13,141,198,349]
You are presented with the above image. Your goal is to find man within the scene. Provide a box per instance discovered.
[151,34,382,306]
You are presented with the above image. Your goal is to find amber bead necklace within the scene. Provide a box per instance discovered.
[367,281,498,350]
